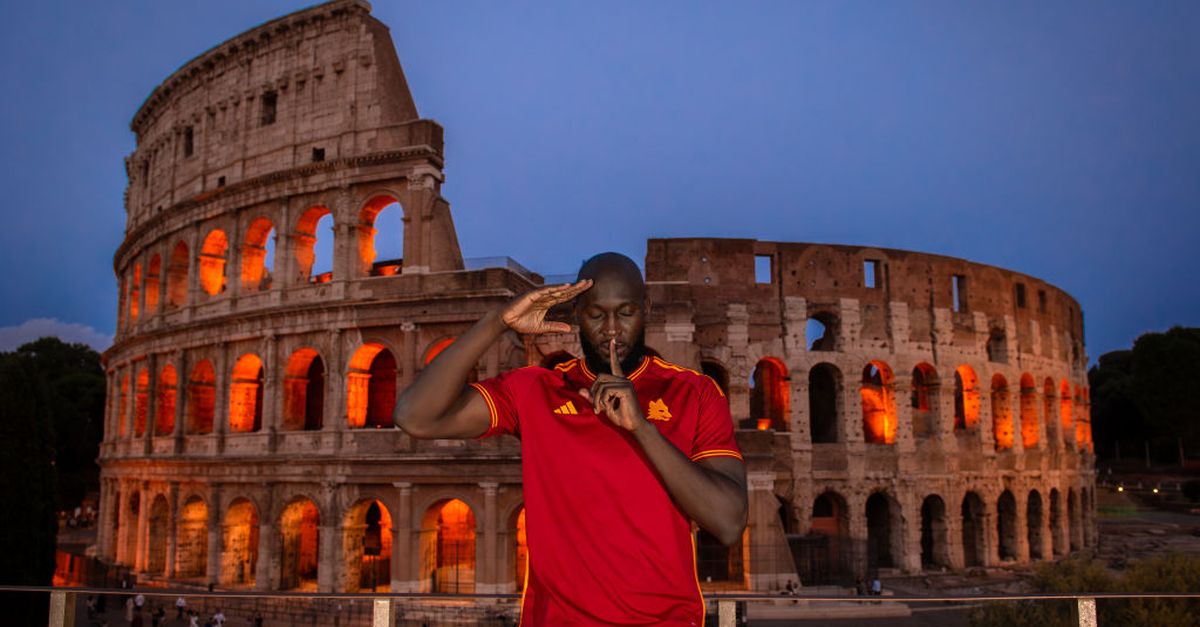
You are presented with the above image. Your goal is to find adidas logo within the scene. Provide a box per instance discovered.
[553,401,579,415]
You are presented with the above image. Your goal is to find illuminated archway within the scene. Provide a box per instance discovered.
[283,348,325,431]
[1027,490,1044,560]
[228,354,264,433]
[1049,488,1064,556]
[145,254,161,315]
[860,361,896,444]
[358,195,404,276]
[424,337,455,366]
[279,498,320,591]
[199,229,228,296]
[420,499,476,593]
[1043,378,1058,444]
[961,492,986,567]
[953,365,980,430]
[1019,374,1039,449]
[295,206,334,284]
[513,508,528,592]
[128,263,141,325]
[347,344,396,428]
[1059,380,1074,447]
[750,357,789,431]
[146,494,169,575]
[342,499,393,592]
[240,217,276,292]
[991,374,1013,451]
[919,495,949,569]
[134,367,149,436]
[221,498,259,587]
[155,364,177,436]
[997,490,1018,560]
[176,496,208,579]
[911,363,940,438]
[166,241,189,308]
[186,360,216,434]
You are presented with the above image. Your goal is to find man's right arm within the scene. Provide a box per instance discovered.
[393,280,591,439]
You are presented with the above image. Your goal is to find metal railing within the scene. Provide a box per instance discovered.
[7,585,1200,627]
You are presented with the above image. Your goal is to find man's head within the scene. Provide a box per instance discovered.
[574,252,648,375]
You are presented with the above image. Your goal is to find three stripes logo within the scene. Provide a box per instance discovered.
[553,400,579,415]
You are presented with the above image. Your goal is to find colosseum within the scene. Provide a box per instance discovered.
[97,0,1096,603]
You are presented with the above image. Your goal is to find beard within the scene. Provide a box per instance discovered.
[580,330,647,376]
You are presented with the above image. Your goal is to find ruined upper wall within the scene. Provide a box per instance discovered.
[646,238,1087,368]
[124,0,433,229]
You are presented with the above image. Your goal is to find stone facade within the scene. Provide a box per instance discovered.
[99,0,1095,596]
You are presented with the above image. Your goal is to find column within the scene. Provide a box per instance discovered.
[114,482,129,566]
[392,482,414,592]
[480,482,499,594]
[144,353,158,455]
[317,482,339,592]
[262,334,280,451]
[746,471,787,591]
[325,330,346,449]
[135,481,150,572]
[900,491,922,573]
[215,342,230,453]
[173,351,187,454]
[254,489,276,591]
[165,484,179,577]
[206,485,222,585]
[1014,491,1030,563]
[893,379,916,456]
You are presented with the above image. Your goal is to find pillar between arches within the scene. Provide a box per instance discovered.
[391,482,413,592]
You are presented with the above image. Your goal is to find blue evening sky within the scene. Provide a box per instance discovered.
[0,1,1197,360]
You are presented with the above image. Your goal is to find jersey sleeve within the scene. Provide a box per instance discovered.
[469,369,523,439]
[690,376,743,462]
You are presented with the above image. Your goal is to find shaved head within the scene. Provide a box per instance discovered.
[574,252,649,375]
[576,252,646,300]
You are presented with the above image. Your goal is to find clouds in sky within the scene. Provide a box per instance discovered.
[0,318,112,353]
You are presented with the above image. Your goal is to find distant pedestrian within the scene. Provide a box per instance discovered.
[176,596,186,619]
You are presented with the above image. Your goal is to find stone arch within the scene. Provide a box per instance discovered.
[283,347,325,431]
[865,491,902,570]
[358,193,406,277]
[423,337,455,366]
[155,363,177,436]
[229,354,264,433]
[342,498,393,592]
[953,365,980,430]
[749,357,789,431]
[1081,487,1093,547]
[911,363,940,438]
[420,498,477,593]
[279,497,321,591]
[861,361,897,445]
[175,495,208,580]
[295,206,334,284]
[1019,373,1039,449]
[199,229,228,296]
[220,498,259,588]
[807,310,839,351]
[920,494,950,569]
[145,254,162,315]
[134,366,149,436]
[240,216,276,292]
[186,360,216,434]
[347,343,397,428]
[700,360,730,397]
[146,494,170,575]
[1068,488,1080,551]
[1049,488,1064,556]
[997,490,1018,561]
[166,240,189,308]
[1059,379,1075,447]
[991,374,1014,451]
[810,491,850,580]
[809,363,841,444]
[986,327,1008,363]
[1027,490,1044,560]
[961,491,986,567]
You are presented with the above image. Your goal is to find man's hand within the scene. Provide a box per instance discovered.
[500,280,592,334]
[580,339,647,432]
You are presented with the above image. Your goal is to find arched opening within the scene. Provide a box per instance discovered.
[809,492,850,584]
[134,367,149,437]
[860,361,896,444]
[228,354,264,433]
[199,229,228,296]
[514,508,528,592]
[109,489,122,561]
[953,365,980,430]
[986,328,1008,363]
[1049,488,1064,557]
[1027,490,1044,560]
[1081,488,1092,547]
[1019,374,1039,449]
[809,363,840,443]
[347,344,397,428]
[991,374,1013,451]
[121,492,139,566]
[920,495,949,569]
[240,217,276,292]
[186,360,216,434]
[1068,489,1080,551]
[359,195,404,276]
[155,364,176,436]
[997,490,1018,561]
[128,263,141,325]
[221,498,259,588]
[145,254,161,316]
[911,363,940,438]
[118,372,130,438]
[146,495,169,576]
[1059,380,1075,447]
[423,337,455,366]
[866,492,900,570]
[806,312,838,351]
[283,348,325,431]
[176,496,208,580]
[700,360,730,397]
[166,241,189,308]
[961,492,986,567]
[540,351,575,370]
[279,498,320,591]
[342,499,393,592]
[295,207,334,284]
[420,499,477,593]
[749,357,789,431]
[1074,386,1088,451]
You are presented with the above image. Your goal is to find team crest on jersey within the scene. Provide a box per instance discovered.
[646,398,672,421]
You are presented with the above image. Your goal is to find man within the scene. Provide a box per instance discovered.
[395,252,747,625]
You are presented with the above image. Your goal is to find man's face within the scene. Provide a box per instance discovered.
[575,274,647,373]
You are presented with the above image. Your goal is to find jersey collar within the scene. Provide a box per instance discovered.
[577,355,651,382]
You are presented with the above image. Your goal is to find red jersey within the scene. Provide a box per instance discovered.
[471,355,742,626]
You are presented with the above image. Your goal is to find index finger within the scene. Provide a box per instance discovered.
[609,338,624,378]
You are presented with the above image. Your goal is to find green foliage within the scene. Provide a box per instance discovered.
[970,555,1200,627]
